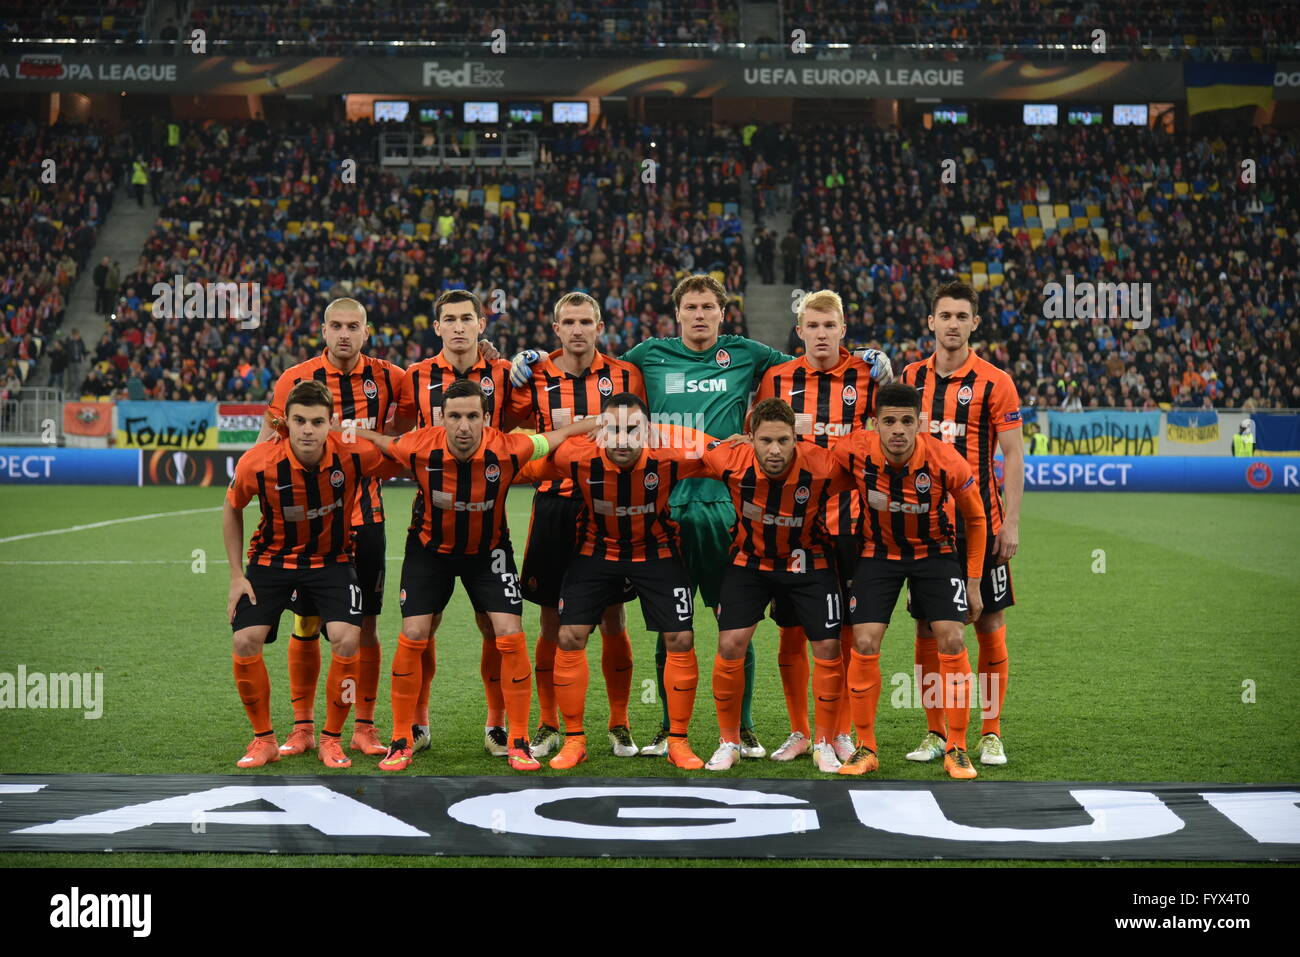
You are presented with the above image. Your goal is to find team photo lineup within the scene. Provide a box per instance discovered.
[2,0,1298,904]
[228,278,1006,778]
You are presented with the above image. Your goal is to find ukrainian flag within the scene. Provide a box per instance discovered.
[1185,63,1275,116]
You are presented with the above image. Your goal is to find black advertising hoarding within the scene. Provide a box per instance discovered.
[1,773,1295,861]
[0,54,1188,100]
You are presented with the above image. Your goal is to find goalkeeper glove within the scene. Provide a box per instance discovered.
[509,349,543,388]
[855,348,895,384]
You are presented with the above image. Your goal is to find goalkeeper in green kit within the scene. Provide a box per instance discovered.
[509,275,894,757]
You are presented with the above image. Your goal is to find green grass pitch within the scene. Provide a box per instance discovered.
[1,485,1297,867]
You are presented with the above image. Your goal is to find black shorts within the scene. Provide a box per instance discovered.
[397,533,522,618]
[560,553,694,633]
[522,492,636,607]
[850,555,969,625]
[231,562,363,634]
[718,564,843,641]
[908,538,1014,620]
[352,522,387,616]
[771,535,856,629]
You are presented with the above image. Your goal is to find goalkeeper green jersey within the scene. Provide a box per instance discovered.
[624,334,793,504]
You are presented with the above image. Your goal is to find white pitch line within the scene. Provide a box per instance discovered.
[0,507,223,544]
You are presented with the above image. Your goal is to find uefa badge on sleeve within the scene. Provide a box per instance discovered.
[715,349,731,368]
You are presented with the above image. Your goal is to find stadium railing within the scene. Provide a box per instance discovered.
[379,131,538,168]
[0,387,64,447]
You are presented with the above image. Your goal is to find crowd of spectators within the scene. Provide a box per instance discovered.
[782,122,1299,410]
[6,0,1295,60]
[779,0,1297,61]
[0,119,126,396]
[84,118,752,401]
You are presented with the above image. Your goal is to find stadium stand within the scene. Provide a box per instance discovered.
[785,123,1300,410]
[5,0,1294,59]
[0,119,127,391]
[83,118,752,400]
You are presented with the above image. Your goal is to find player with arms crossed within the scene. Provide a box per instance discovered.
[513,274,892,759]
[348,380,596,772]
[506,292,645,760]
[394,289,520,757]
[900,281,1023,766]
[754,289,879,763]
[698,398,857,773]
[520,392,713,770]
[225,380,403,769]
[259,297,406,760]
[831,382,987,779]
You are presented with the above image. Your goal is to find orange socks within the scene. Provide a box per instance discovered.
[776,626,811,738]
[847,650,881,753]
[534,635,558,728]
[553,648,588,736]
[915,635,946,736]
[233,651,273,737]
[811,655,843,744]
[977,627,1009,737]
[322,650,359,738]
[287,634,320,724]
[663,650,698,737]
[600,630,634,729]
[355,642,381,725]
[834,625,854,739]
[938,648,974,752]
[712,654,745,743]
[389,634,426,743]
[480,639,504,728]
[495,632,532,745]
[415,636,435,727]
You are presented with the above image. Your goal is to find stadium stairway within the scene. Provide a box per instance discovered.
[34,182,159,389]
[739,178,795,351]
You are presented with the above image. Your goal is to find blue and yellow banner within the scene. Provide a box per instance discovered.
[1049,411,1160,456]
[1166,409,1219,444]
[1185,63,1274,116]
[114,401,219,450]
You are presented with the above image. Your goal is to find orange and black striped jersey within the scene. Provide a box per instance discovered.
[755,348,877,537]
[386,425,538,555]
[701,440,855,573]
[508,350,645,498]
[526,434,709,562]
[268,351,406,527]
[226,433,400,569]
[900,350,1021,536]
[831,431,986,578]
[397,351,515,431]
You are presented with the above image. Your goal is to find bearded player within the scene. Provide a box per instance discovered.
[900,281,1023,767]
[506,292,645,760]
[394,289,520,758]
[510,274,892,759]
[259,298,406,759]
[754,289,878,764]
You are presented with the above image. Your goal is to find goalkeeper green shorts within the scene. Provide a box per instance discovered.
[671,499,736,610]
